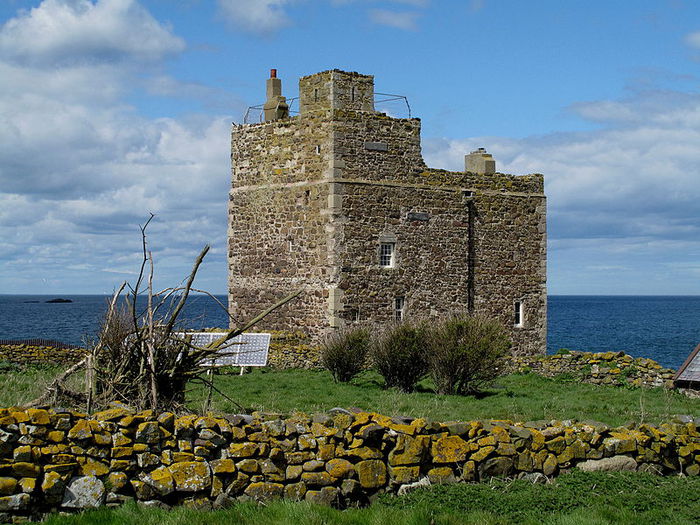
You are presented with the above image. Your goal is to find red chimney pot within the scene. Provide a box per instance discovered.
[270,69,277,78]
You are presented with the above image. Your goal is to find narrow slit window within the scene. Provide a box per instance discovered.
[314,88,318,102]
[395,297,405,322]
[514,301,524,328]
[351,86,356,102]
[315,144,321,154]
[379,242,395,267]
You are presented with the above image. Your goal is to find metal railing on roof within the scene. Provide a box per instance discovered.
[242,92,411,124]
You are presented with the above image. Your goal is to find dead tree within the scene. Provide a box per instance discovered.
[26,216,301,412]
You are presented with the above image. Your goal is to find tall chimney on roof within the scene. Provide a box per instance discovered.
[465,147,496,175]
[264,68,289,122]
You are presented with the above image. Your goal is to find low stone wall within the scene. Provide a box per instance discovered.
[504,351,675,389]
[0,332,321,371]
[267,331,320,369]
[0,345,86,367]
[0,406,698,520]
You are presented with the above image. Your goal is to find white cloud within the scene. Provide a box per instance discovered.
[0,0,185,66]
[217,0,294,35]
[368,8,419,30]
[0,1,230,294]
[685,30,700,49]
[423,86,700,292]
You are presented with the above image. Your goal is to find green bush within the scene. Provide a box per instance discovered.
[321,327,370,383]
[428,315,510,395]
[372,321,429,392]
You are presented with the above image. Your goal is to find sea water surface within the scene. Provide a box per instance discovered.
[1,295,699,369]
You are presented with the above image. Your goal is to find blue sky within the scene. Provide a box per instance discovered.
[1,0,699,295]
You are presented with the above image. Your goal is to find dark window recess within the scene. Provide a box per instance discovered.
[514,301,523,327]
[395,297,405,322]
[407,212,430,222]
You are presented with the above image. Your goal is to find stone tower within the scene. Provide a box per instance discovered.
[229,69,547,365]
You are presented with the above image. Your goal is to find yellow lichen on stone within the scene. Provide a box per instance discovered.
[68,420,93,440]
[0,478,17,495]
[17,478,35,494]
[470,446,495,462]
[108,472,128,492]
[143,466,175,496]
[326,458,354,479]
[356,460,387,489]
[432,435,470,463]
[389,466,420,484]
[26,408,50,426]
[168,461,212,492]
[211,459,236,475]
[428,466,456,484]
[79,459,110,477]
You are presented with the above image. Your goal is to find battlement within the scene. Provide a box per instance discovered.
[299,69,375,114]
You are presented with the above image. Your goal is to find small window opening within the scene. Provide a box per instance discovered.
[315,144,321,154]
[351,87,356,102]
[514,301,524,328]
[314,88,318,102]
[395,297,405,322]
[379,242,395,267]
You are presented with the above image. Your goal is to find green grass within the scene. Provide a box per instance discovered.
[38,471,700,525]
[187,368,698,426]
[0,364,66,407]
[0,366,697,427]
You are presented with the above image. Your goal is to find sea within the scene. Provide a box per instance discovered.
[0,295,699,370]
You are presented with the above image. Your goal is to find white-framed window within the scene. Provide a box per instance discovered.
[514,300,524,328]
[395,297,405,322]
[379,242,395,267]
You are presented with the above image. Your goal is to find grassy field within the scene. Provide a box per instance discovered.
[1,364,698,427]
[37,471,700,525]
[187,368,698,427]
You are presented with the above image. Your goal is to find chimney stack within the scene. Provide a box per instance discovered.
[465,147,496,175]
[264,68,289,122]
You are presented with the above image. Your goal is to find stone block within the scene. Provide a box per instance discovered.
[61,476,105,509]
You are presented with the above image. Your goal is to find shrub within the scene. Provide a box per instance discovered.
[428,315,510,395]
[321,327,371,382]
[372,321,429,392]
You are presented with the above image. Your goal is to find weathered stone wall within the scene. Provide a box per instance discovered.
[0,345,85,367]
[0,406,698,520]
[229,113,335,340]
[299,70,375,114]
[229,69,547,362]
[470,188,547,356]
[505,351,676,389]
[337,183,470,324]
[327,108,545,354]
[267,331,320,369]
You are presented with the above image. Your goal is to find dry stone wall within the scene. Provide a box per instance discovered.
[505,350,676,389]
[0,345,85,367]
[0,406,698,521]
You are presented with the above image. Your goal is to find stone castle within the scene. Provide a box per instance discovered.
[228,69,546,360]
